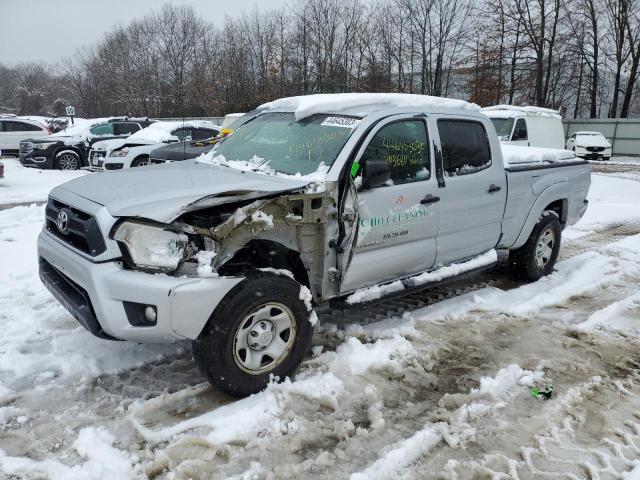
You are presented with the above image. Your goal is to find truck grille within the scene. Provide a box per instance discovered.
[20,142,33,154]
[45,198,107,256]
[586,146,605,152]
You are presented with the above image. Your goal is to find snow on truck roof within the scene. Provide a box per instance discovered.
[481,105,562,119]
[259,93,480,120]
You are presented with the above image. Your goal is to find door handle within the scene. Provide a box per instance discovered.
[420,194,440,204]
[487,184,502,193]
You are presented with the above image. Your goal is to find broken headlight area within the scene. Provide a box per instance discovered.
[112,220,189,273]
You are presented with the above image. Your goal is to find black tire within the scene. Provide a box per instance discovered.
[55,151,81,170]
[131,155,150,167]
[509,211,562,282]
[193,273,314,397]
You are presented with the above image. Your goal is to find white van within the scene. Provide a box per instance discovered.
[481,105,565,149]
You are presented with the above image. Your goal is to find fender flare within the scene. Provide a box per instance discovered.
[510,182,568,250]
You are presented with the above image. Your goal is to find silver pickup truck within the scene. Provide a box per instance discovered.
[38,94,590,396]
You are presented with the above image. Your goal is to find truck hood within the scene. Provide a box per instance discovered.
[54,159,311,222]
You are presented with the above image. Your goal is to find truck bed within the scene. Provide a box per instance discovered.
[498,146,591,250]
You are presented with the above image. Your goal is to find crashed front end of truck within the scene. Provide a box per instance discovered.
[112,182,341,302]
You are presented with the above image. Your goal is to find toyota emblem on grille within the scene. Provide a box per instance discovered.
[56,210,70,234]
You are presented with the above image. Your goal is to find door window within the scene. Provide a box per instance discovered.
[359,120,430,186]
[512,118,528,141]
[172,128,191,141]
[90,123,114,136]
[114,122,141,135]
[5,121,42,132]
[437,119,492,176]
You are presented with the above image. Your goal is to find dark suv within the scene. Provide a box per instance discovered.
[19,117,155,170]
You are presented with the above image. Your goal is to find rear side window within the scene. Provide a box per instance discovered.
[437,120,491,176]
[360,120,430,186]
[172,128,191,141]
[114,122,141,135]
[512,118,528,141]
[192,128,218,140]
[90,123,114,136]
[5,121,42,132]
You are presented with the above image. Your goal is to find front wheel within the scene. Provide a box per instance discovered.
[131,155,150,167]
[193,273,314,397]
[509,211,562,281]
[55,151,81,170]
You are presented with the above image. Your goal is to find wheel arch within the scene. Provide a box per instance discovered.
[217,238,311,292]
[511,184,569,250]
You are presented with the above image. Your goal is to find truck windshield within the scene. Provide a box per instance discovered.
[211,112,358,175]
[489,118,514,139]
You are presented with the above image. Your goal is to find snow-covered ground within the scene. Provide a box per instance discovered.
[1,167,640,478]
[0,158,87,207]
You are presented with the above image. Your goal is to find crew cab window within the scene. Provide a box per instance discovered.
[90,123,114,136]
[512,118,528,141]
[360,120,430,186]
[114,122,140,135]
[437,119,491,176]
[5,121,42,132]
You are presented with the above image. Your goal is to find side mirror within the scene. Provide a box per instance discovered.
[166,135,180,143]
[361,158,391,189]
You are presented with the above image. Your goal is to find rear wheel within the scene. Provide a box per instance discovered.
[131,155,150,167]
[509,212,561,281]
[193,273,314,397]
[55,151,80,170]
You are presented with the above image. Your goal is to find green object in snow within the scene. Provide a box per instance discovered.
[530,385,554,399]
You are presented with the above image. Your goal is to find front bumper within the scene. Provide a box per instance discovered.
[20,150,54,169]
[38,230,244,342]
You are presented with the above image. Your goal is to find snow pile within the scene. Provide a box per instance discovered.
[481,105,562,119]
[51,117,109,139]
[501,145,577,167]
[195,249,217,277]
[346,250,497,304]
[130,335,414,446]
[260,93,480,120]
[351,363,545,480]
[0,159,87,206]
[0,427,140,480]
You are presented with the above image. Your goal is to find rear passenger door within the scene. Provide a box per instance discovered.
[340,116,440,293]
[431,117,506,265]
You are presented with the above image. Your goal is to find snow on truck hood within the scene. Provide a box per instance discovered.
[53,159,310,222]
[259,93,480,120]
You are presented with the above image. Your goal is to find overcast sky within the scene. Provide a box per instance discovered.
[0,0,288,66]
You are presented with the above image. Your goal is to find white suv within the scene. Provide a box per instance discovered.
[0,117,50,154]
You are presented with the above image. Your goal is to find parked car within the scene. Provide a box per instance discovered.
[565,131,612,161]
[93,121,220,171]
[149,113,253,164]
[481,105,565,149]
[0,117,50,155]
[19,117,155,170]
[38,93,590,397]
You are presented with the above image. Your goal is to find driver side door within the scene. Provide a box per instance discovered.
[340,116,440,293]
